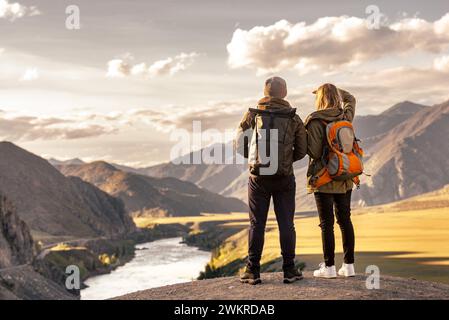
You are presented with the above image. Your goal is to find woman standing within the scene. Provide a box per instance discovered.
[305,83,356,279]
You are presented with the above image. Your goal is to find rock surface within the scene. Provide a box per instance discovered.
[0,265,75,300]
[0,194,74,300]
[0,195,35,268]
[115,272,449,300]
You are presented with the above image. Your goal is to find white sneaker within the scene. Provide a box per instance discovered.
[338,263,355,277]
[313,263,337,278]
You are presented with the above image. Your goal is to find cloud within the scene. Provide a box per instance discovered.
[125,58,449,132]
[0,113,117,141]
[434,55,449,72]
[21,67,39,81]
[226,13,449,74]
[106,52,198,78]
[106,59,131,78]
[0,0,40,21]
[129,101,250,133]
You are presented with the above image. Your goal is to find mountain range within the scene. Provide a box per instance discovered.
[45,99,449,209]
[56,161,247,217]
[0,142,135,243]
[73,99,445,209]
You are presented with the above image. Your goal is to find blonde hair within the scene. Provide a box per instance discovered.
[314,83,342,111]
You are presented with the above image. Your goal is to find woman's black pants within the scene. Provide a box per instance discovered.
[314,190,355,267]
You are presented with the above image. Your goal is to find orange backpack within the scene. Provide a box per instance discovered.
[310,120,364,190]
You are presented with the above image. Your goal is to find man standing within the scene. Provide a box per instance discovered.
[235,77,307,285]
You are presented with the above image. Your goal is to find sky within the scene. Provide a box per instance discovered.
[1,0,449,166]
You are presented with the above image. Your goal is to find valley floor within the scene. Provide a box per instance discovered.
[136,202,449,285]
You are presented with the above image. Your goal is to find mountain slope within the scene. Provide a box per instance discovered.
[220,100,448,208]
[57,161,247,217]
[0,142,134,242]
[356,100,449,205]
[136,144,247,195]
[353,101,429,144]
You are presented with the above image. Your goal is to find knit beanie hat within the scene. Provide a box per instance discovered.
[264,76,287,98]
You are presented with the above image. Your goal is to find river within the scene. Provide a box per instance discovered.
[80,237,211,300]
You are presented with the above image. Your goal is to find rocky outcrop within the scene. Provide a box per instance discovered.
[0,195,35,269]
[115,272,449,300]
[0,265,76,300]
[0,194,74,300]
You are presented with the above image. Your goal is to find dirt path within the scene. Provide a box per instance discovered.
[115,272,449,300]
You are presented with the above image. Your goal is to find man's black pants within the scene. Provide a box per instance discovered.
[314,190,355,267]
[247,175,296,271]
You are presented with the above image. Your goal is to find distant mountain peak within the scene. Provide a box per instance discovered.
[87,161,118,171]
[48,157,85,166]
[381,101,428,116]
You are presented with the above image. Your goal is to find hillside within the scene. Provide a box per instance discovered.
[133,144,246,195]
[356,100,449,205]
[115,272,449,300]
[0,142,135,243]
[363,184,449,212]
[353,101,429,144]
[57,161,247,217]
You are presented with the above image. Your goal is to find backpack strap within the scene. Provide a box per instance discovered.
[248,108,297,119]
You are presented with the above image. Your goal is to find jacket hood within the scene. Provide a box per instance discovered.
[257,96,292,110]
[304,108,344,127]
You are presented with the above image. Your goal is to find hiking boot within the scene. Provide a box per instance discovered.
[338,263,355,277]
[313,262,337,279]
[240,267,261,285]
[283,267,304,284]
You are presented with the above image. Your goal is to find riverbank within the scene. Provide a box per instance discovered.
[81,237,210,300]
[33,223,191,298]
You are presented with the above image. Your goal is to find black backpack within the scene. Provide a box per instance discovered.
[248,107,297,176]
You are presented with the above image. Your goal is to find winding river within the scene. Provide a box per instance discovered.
[80,237,211,300]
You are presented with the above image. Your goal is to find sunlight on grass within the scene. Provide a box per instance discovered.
[49,243,87,252]
[136,202,449,284]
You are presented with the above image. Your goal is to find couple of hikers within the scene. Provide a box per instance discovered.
[236,76,363,285]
